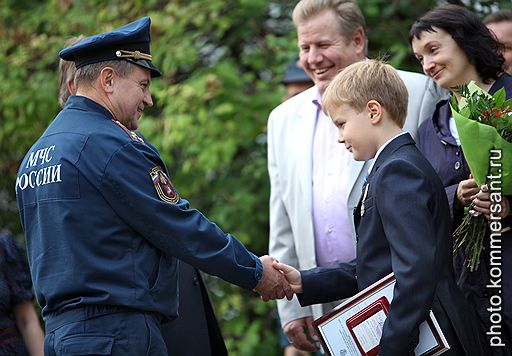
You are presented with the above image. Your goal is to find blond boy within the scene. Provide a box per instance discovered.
[275,60,486,355]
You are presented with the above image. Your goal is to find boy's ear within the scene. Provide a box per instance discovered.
[366,100,382,124]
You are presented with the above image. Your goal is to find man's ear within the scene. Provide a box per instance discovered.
[351,26,366,58]
[67,79,76,96]
[367,100,382,124]
[99,67,116,93]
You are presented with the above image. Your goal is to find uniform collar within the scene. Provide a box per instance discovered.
[63,95,115,120]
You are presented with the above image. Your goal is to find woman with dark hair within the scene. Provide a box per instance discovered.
[410,4,512,354]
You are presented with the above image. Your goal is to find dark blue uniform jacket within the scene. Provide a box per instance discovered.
[15,96,262,320]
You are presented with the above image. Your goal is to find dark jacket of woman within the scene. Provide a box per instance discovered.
[416,73,512,355]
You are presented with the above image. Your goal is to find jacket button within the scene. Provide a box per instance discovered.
[454,161,461,170]
[193,277,199,286]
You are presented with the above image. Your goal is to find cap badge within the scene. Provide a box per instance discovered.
[111,120,145,144]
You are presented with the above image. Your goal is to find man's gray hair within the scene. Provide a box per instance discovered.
[75,60,135,88]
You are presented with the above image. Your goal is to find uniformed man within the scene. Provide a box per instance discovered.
[57,32,230,356]
[15,17,292,355]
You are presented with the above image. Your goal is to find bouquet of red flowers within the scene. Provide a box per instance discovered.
[450,81,512,271]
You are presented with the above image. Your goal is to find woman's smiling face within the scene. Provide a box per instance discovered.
[411,27,477,90]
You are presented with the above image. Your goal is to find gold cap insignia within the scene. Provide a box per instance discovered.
[115,49,153,61]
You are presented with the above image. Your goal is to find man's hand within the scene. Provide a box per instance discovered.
[283,317,319,352]
[254,255,293,301]
[272,261,303,293]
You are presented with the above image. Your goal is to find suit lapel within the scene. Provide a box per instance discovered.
[354,133,415,230]
[295,90,319,203]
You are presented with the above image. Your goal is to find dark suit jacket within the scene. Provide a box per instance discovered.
[299,133,486,356]
[162,262,227,356]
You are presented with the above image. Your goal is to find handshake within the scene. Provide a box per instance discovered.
[253,255,303,301]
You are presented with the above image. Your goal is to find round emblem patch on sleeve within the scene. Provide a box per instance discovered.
[149,166,180,204]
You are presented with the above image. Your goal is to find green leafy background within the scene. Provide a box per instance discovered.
[1,0,510,354]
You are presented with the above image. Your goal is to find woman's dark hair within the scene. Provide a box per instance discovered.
[409,4,504,83]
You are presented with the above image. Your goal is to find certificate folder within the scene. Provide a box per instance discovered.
[313,272,449,356]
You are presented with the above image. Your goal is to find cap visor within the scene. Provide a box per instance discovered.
[126,58,162,77]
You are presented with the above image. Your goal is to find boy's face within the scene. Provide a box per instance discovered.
[330,103,376,161]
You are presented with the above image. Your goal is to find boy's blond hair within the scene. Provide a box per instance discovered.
[322,59,408,128]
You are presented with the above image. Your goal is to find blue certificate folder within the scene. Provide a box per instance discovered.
[313,273,450,356]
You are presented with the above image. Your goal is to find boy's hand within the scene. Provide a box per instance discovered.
[272,261,303,293]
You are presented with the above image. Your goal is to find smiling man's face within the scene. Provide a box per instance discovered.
[297,9,365,95]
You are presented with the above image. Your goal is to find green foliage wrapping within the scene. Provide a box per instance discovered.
[2,0,509,354]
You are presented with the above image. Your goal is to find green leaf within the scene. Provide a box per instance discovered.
[494,87,506,107]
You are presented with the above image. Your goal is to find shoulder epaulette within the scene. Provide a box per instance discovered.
[111,120,145,144]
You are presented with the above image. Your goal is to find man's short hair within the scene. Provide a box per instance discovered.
[75,60,135,88]
[484,9,512,25]
[292,0,368,54]
[322,59,408,128]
